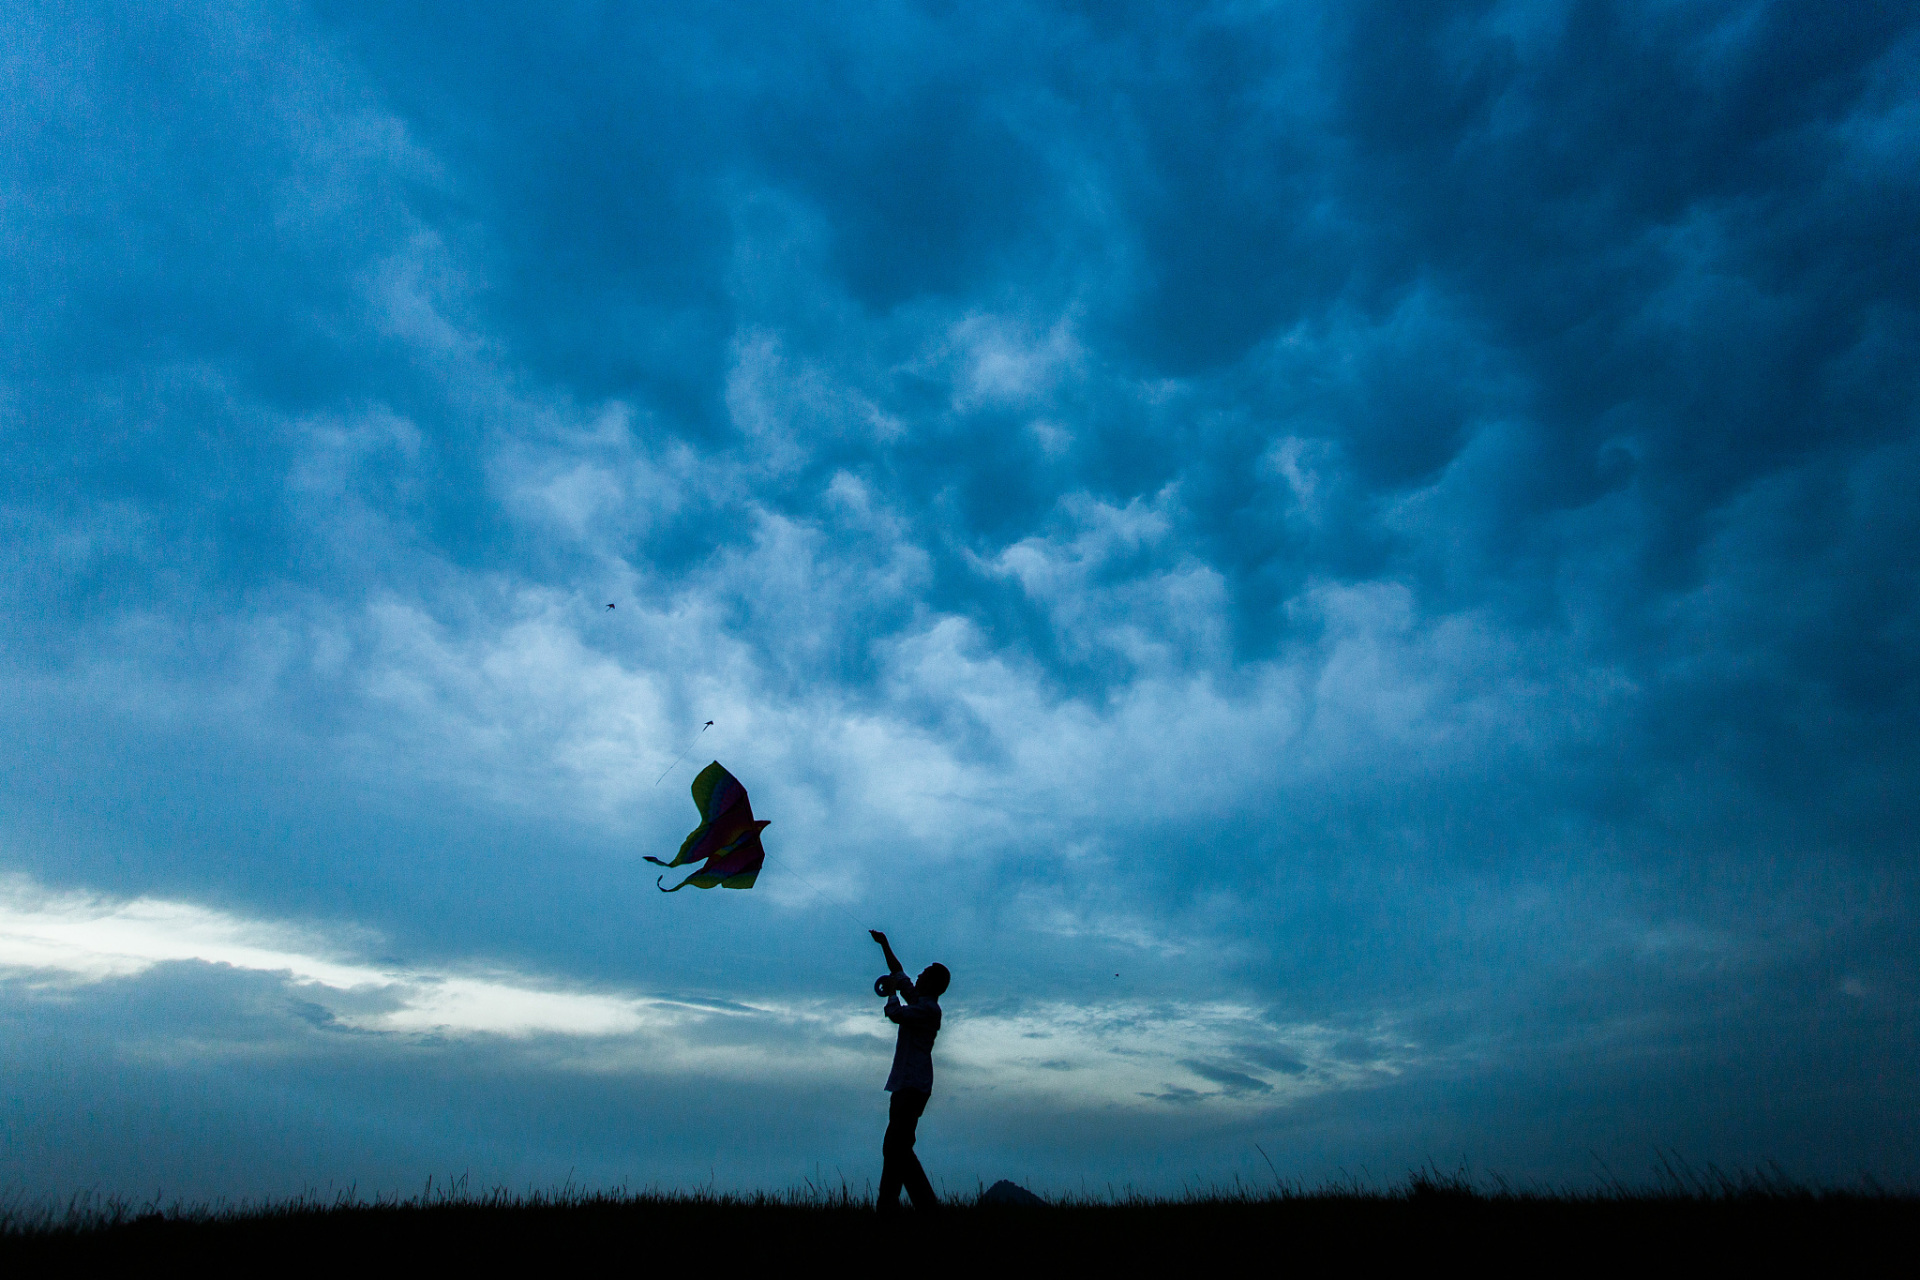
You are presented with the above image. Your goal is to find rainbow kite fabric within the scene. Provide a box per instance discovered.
[645,761,769,892]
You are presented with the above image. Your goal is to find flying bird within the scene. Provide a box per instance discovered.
[645,761,767,892]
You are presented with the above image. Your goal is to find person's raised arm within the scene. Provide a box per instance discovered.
[870,929,906,977]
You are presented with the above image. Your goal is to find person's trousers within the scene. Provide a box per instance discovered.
[878,1088,938,1210]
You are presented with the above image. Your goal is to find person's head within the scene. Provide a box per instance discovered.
[916,963,950,998]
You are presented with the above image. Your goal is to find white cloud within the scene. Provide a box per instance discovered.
[940,999,1420,1111]
[976,487,1231,671]
[946,313,1084,410]
[0,876,649,1038]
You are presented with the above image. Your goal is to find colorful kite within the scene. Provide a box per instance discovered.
[645,761,769,892]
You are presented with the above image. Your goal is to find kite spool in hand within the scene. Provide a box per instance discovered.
[874,973,909,998]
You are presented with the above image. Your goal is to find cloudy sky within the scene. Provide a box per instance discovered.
[4,0,1918,1202]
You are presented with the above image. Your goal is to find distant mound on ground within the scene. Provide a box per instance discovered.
[981,1180,1046,1207]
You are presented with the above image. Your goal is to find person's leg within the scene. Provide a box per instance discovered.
[888,1090,938,1211]
[900,1148,938,1211]
[877,1090,918,1211]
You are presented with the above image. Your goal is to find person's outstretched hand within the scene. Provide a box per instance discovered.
[871,930,904,976]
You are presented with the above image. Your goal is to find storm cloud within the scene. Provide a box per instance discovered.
[2,0,1917,1199]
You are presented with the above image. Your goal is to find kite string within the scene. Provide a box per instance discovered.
[653,721,713,787]
[759,852,872,933]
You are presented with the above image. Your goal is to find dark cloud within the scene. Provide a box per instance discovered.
[1183,1060,1275,1095]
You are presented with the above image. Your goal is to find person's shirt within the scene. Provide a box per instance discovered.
[883,987,942,1094]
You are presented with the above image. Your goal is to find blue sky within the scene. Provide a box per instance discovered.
[3,0,1918,1201]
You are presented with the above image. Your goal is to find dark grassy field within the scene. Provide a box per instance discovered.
[6,1173,1914,1271]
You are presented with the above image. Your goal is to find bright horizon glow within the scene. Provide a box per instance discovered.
[0,875,1401,1112]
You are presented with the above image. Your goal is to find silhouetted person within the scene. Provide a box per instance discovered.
[870,929,949,1213]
